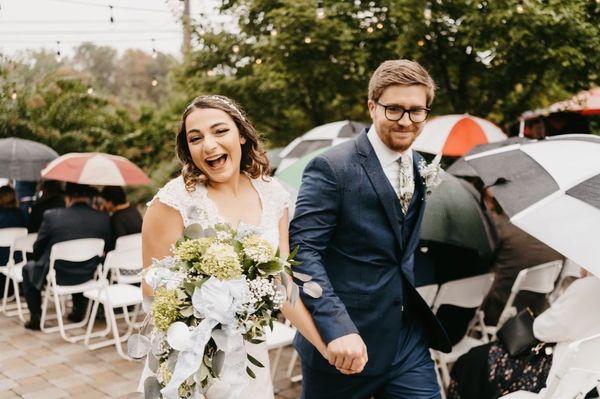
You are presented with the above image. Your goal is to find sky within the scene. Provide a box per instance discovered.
[0,0,234,59]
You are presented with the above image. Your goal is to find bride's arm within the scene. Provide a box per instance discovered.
[142,202,184,297]
[277,208,329,360]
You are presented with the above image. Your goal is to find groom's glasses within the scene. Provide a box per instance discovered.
[376,102,430,123]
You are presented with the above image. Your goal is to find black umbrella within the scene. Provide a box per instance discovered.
[0,138,58,181]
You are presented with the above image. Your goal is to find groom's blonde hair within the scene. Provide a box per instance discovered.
[368,60,436,106]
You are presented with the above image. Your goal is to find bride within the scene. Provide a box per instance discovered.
[141,94,329,398]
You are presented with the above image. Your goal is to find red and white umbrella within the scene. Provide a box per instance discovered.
[413,114,507,156]
[41,152,150,186]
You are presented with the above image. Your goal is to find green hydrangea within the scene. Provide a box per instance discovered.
[151,288,181,332]
[241,235,275,264]
[200,242,242,280]
[173,238,213,262]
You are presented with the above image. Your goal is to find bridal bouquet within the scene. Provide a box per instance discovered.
[140,223,298,399]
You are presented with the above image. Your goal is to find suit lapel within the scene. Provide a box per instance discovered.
[403,150,427,255]
[356,132,404,254]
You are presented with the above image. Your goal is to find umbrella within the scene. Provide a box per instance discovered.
[41,152,150,186]
[465,134,600,276]
[421,172,497,258]
[447,137,532,178]
[278,120,366,171]
[0,137,58,180]
[275,147,329,190]
[413,114,507,157]
[521,87,600,120]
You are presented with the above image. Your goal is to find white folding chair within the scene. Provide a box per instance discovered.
[83,247,143,359]
[431,273,494,387]
[115,233,141,251]
[265,320,301,386]
[1,232,37,321]
[416,284,439,307]
[500,332,600,399]
[490,260,563,338]
[0,228,28,314]
[40,238,105,342]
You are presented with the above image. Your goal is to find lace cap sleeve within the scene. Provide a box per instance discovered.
[146,176,191,224]
[270,177,292,222]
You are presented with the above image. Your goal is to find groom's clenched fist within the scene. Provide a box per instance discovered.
[327,333,368,374]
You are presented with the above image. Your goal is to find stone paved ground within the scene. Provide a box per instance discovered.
[0,315,302,399]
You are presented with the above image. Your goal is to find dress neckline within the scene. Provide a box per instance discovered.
[200,176,265,230]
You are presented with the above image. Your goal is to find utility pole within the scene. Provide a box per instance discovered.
[182,0,191,58]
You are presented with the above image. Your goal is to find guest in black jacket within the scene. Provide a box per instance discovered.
[27,180,65,233]
[21,182,112,330]
[100,186,142,239]
[0,185,26,229]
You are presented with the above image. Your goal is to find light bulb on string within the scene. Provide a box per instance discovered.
[109,5,115,27]
[151,78,158,87]
[55,41,62,62]
[376,23,383,29]
[151,38,157,59]
[270,29,278,37]
[417,39,425,47]
[304,36,312,44]
[232,45,240,53]
[516,1,524,14]
[255,58,262,65]
[366,26,374,34]
[87,87,94,95]
[316,0,325,20]
[11,90,17,101]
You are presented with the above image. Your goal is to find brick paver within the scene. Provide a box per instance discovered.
[0,315,302,398]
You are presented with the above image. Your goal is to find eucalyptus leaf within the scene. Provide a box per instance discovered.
[246,366,256,379]
[143,376,162,399]
[180,305,194,318]
[303,281,323,298]
[183,223,205,239]
[247,353,264,368]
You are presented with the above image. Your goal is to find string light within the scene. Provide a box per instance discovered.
[232,45,240,53]
[255,58,262,65]
[11,90,17,100]
[151,38,157,58]
[270,29,278,37]
[516,1,524,13]
[417,40,425,47]
[151,78,158,87]
[55,40,62,62]
[87,86,94,94]
[366,26,374,34]
[304,36,312,44]
[108,5,115,27]
[316,0,325,20]
[376,23,383,29]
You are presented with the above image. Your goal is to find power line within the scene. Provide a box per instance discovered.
[47,0,171,14]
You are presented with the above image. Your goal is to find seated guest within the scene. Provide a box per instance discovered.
[0,185,27,297]
[21,182,112,330]
[26,180,65,233]
[0,185,26,229]
[448,269,600,399]
[100,186,142,240]
[481,190,563,326]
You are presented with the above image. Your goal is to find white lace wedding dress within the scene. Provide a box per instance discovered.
[139,174,290,399]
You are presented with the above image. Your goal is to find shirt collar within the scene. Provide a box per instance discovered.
[367,125,413,167]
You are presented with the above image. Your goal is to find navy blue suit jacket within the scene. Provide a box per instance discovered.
[290,130,451,376]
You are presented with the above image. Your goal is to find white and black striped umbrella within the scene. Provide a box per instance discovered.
[465,134,600,276]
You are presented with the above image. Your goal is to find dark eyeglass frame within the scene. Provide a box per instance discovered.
[376,102,431,123]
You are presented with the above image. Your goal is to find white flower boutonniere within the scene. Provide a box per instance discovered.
[418,153,444,199]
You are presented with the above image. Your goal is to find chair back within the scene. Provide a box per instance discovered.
[115,233,141,251]
[12,233,38,267]
[416,284,439,307]
[103,247,143,284]
[432,273,494,313]
[0,227,28,266]
[512,260,563,294]
[544,332,600,398]
[49,238,105,266]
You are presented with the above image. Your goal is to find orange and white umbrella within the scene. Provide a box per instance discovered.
[413,114,507,156]
[41,152,150,186]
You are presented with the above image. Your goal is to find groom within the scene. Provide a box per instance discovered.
[289,59,451,398]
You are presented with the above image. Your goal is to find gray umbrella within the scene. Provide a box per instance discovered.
[0,137,58,180]
[447,136,532,177]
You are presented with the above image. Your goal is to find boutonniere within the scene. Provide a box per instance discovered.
[418,153,444,199]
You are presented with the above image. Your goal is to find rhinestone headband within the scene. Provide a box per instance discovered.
[203,95,246,121]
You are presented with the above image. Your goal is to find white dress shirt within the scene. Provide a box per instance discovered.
[366,126,413,199]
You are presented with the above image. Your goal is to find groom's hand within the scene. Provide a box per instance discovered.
[327,333,368,374]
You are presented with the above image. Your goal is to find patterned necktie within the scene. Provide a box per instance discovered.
[397,156,414,215]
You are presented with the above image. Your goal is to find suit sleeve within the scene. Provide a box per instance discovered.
[32,211,52,261]
[289,155,358,344]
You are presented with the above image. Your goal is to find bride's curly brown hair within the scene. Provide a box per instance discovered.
[176,95,271,192]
